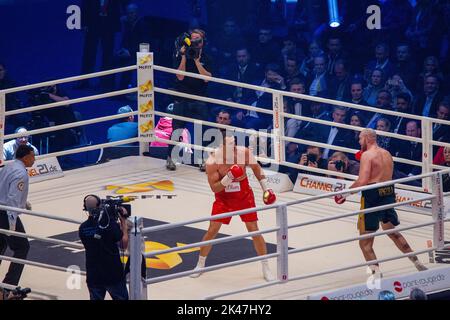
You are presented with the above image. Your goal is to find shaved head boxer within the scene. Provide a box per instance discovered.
[335,129,427,276]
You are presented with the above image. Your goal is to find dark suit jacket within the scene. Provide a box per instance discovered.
[81,0,122,31]
[305,119,352,150]
[222,63,262,103]
[412,92,445,117]
[393,141,422,176]
[433,123,450,143]
[306,73,329,98]
[328,75,352,101]
[366,59,396,78]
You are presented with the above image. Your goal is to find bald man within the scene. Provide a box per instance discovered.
[336,129,427,276]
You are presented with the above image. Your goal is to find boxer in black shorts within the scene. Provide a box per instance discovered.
[358,185,400,232]
[336,129,427,276]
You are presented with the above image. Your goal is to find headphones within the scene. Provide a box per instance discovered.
[83,194,101,211]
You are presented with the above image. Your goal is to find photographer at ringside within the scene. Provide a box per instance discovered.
[327,151,360,179]
[166,29,213,172]
[284,145,328,183]
[79,195,130,300]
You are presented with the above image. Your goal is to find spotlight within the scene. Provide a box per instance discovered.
[327,0,340,28]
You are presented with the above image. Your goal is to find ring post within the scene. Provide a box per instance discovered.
[272,92,284,163]
[431,172,445,249]
[0,92,5,166]
[137,43,154,156]
[421,118,433,192]
[276,204,289,282]
[129,216,145,300]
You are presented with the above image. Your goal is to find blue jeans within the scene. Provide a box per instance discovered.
[88,279,129,300]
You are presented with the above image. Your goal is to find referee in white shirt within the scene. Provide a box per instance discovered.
[0,144,35,286]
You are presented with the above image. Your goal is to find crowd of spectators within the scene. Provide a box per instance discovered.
[1,1,450,179]
[200,0,450,182]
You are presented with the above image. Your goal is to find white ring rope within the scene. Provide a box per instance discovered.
[1,66,137,95]
[0,228,84,249]
[0,255,86,276]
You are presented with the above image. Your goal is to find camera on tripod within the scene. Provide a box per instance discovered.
[175,32,201,60]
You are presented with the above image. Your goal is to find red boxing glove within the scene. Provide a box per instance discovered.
[334,194,347,204]
[263,189,276,205]
[228,164,244,180]
[355,150,363,161]
[221,165,244,187]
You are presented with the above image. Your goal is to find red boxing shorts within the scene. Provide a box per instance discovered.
[211,177,258,225]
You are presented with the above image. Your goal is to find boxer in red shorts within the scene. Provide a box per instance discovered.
[190,134,276,281]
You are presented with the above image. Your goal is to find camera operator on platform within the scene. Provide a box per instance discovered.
[166,29,213,172]
[79,195,129,300]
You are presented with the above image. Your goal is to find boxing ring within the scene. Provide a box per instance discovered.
[1,47,450,300]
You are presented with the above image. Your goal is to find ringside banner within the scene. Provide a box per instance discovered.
[28,156,64,183]
[247,169,294,193]
[294,173,449,216]
[307,266,450,300]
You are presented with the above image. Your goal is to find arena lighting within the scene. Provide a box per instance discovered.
[327,0,341,28]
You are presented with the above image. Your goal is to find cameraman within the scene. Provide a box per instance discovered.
[79,195,129,300]
[167,29,213,171]
[327,151,360,179]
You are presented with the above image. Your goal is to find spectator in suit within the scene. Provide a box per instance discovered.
[299,40,324,78]
[236,63,285,130]
[394,43,418,89]
[328,60,352,102]
[284,78,308,138]
[376,118,393,152]
[413,75,444,117]
[250,27,280,68]
[432,100,450,155]
[223,47,262,104]
[394,120,422,177]
[307,106,351,160]
[325,35,347,76]
[365,43,395,80]
[347,80,370,121]
[417,56,445,88]
[405,1,442,60]
[348,112,367,160]
[363,69,386,107]
[298,100,329,134]
[115,3,150,90]
[282,55,303,87]
[391,92,414,135]
[210,18,246,68]
[307,55,329,97]
[79,0,122,89]
[280,35,304,69]
[366,90,394,129]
